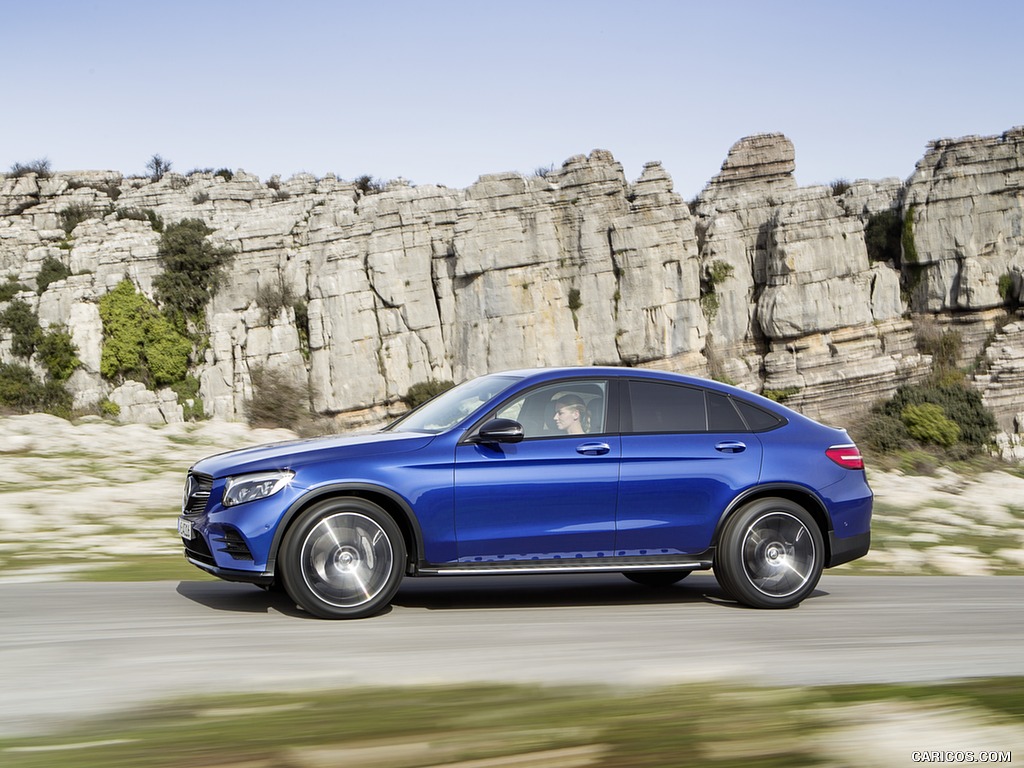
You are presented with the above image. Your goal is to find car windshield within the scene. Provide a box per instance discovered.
[386,374,521,434]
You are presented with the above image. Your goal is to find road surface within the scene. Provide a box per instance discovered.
[2,574,1022,736]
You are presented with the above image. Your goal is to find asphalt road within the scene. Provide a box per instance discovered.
[2,574,1022,737]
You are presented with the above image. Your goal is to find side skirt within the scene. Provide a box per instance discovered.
[416,554,714,577]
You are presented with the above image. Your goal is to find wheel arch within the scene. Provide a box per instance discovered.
[713,484,832,563]
[266,483,423,577]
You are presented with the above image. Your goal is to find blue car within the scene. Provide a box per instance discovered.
[179,367,871,618]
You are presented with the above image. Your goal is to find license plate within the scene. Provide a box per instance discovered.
[177,517,193,540]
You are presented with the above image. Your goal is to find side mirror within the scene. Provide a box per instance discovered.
[472,418,524,444]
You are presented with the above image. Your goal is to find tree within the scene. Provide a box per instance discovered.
[146,154,172,181]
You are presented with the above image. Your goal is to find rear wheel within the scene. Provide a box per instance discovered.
[280,498,405,619]
[714,498,823,609]
[622,570,692,587]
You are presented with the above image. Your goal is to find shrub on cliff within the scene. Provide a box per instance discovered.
[0,362,71,417]
[863,382,997,458]
[36,326,81,382]
[99,279,192,387]
[0,299,43,358]
[8,158,51,178]
[153,219,234,325]
[36,256,72,294]
[246,365,310,429]
[901,403,960,447]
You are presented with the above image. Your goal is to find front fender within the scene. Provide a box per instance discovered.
[264,483,424,575]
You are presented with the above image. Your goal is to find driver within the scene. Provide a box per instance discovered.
[553,395,587,434]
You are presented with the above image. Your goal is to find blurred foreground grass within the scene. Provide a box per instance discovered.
[2,679,1021,767]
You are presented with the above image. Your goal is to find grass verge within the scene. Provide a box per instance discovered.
[1,679,1021,767]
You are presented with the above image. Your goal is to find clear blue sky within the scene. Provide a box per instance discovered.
[4,0,1021,197]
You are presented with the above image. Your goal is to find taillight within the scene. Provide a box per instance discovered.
[826,444,864,470]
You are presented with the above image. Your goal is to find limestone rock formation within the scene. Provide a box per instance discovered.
[1,127,1022,435]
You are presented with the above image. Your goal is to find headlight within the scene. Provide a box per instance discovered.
[223,470,294,507]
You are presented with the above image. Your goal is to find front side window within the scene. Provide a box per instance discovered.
[494,380,609,439]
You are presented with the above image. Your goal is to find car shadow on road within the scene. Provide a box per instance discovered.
[175,574,830,617]
[175,580,306,617]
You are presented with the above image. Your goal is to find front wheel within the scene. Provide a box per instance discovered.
[280,498,405,619]
[714,498,823,609]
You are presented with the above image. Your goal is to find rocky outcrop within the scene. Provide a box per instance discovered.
[1,127,1023,433]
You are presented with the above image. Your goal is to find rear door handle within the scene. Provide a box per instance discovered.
[715,441,746,454]
[576,442,611,456]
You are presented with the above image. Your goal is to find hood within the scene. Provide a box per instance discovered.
[191,430,435,479]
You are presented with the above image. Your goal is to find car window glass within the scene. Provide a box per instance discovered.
[389,375,520,433]
[707,392,749,432]
[628,381,706,433]
[734,399,784,431]
[495,380,608,439]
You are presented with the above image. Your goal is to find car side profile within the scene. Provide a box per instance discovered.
[178,367,872,618]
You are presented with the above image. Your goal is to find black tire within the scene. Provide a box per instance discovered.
[280,498,405,619]
[714,498,823,609]
[622,570,692,587]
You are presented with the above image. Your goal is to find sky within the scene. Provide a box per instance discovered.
[3,0,1022,198]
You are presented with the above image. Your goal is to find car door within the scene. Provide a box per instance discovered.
[453,379,620,562]
[616,379,762,556]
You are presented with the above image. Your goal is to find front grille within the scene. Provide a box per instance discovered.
[182,472,213,515]
[214,528,254,561]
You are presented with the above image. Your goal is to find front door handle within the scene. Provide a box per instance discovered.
[576,442,611,456]
[715,441,746,454]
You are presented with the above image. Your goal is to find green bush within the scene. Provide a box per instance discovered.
[830,178,851,196]
[143,314,193,385]
[153,219,234,324]
[568,288,583,312]
[99,279,192,387]
[879,383,996,448]
[170,375,204,421]
[0,362,71,417]
[901,403,960,447]
[99,398,121,418]
[115,207,164,231]
[353,175,386,195]
[256,279,295,323]
[58,203,96,236]
[998,272,1019,307]
[859,413,911,453]
[0,275,29,301]
[403,379,455,409]
[37,326,81,381]
[0,298,43,358]
[701,260,734,319]
[293,299,310,360]
[36,256,72,294]
[214,168,233,181]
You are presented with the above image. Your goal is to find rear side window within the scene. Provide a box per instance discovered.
[628,381,706,433]
[707,392,749,432]
[734,399,785,432]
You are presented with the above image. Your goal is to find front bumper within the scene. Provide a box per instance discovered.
[184,553,275,585]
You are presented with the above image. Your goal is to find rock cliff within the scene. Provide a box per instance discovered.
[1,127,1022,432]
